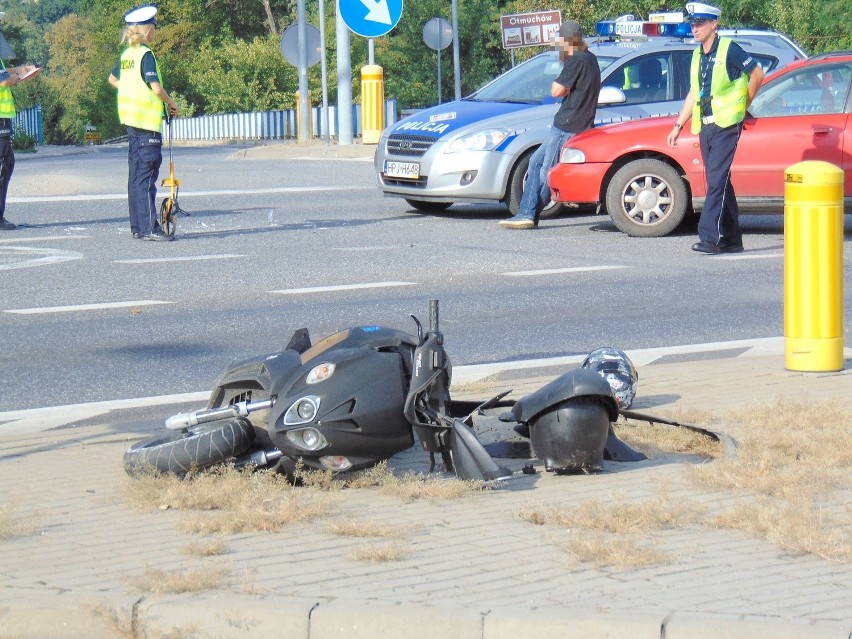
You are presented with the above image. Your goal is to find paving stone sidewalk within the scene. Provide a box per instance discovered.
[1,344,850,639]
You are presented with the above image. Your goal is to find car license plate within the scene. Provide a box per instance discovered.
[384,161,420,179]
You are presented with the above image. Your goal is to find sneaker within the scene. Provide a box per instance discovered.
[498,216,537,230]
[691,240,721,255]
[0,219,16,230]
[132,232,142,239]
[141,232,175,242]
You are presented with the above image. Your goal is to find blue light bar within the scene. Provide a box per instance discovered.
[658,22,693,37]
[596,20,616,36]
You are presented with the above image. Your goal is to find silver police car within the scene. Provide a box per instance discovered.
[375,24,801,216]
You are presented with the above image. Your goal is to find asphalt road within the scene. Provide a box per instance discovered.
[1,144,850,412]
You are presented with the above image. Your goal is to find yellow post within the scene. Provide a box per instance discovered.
[295,91,313,139]
[361,64,385,145]
[784,160,845,372]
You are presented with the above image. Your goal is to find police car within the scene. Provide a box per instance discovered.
[375,14,802,216]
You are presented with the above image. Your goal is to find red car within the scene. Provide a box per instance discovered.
[548,52,852,236]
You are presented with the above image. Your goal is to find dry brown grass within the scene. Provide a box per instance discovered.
[519,486,703,568]
[296,461,488,501]
[88,600,200,639]
[614,416,723,459]
[689,400,852,562]
[128,565,229,595]
[520,492,705,534]
[348,541,409,562]
[124,466,338,535]
[691,400,851,498]
[325,518,419,538]
[552,533,674,568]
[181,538,228,557]
[709,499,851,562]
[0,501,39,541]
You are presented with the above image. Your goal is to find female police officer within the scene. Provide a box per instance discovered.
[108,4,178,241]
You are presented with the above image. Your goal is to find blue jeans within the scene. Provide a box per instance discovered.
[516,126,574,222]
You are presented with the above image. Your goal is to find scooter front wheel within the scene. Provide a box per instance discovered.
[124,417,254,477]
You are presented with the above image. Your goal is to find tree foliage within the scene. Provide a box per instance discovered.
[0,0,848,143]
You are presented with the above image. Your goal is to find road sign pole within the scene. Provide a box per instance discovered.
[451,0,460,101]
[336,4,353,144]
[319,0,330,144]
[436,49,441,105]
[297,0,310,142]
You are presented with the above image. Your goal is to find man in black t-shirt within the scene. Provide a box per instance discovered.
[500,20,601,229]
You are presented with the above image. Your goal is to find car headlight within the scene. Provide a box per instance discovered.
[559,147,586,164]
[445,128,512,154]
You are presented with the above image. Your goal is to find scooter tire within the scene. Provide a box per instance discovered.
[123,417,254,477]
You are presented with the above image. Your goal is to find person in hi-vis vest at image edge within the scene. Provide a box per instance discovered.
[0,57,39,231]
[108,4,179,241]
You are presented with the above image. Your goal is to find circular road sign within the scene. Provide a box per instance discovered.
[280,23,322,67]
[338,0,403,38]
[423,17,453,51]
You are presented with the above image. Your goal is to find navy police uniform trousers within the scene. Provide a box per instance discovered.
[126,126,163,237]
[0,118,15,222]
[697,121,743,248]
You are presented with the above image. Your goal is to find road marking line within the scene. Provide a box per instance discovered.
[716,253,784,260]
[9,185,373,204]
[0,246,84,271]
[114,254,244,264]
[4,300,173,315]
[502,265,627,276]
[270,281,417,295]
[334,245,401,252]
[0,235,90,243]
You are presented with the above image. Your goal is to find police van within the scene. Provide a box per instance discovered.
[375,14,803,216]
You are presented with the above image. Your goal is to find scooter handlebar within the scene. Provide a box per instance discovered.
[165,399,273,430]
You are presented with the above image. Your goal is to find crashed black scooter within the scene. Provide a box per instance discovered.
[123,301,645,481]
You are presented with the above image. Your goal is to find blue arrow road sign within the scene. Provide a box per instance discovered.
[339,0,403,38]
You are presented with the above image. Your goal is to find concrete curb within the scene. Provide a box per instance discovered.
[3,593,849,639]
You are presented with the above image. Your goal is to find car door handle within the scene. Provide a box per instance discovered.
[813,126,832,136]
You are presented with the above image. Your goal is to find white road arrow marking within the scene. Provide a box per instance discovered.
[359,0,392,24]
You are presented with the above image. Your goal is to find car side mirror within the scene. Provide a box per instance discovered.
[598,86,627,105]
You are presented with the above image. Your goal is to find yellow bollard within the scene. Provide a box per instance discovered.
[295,91,313,139]
[784,160,844,372]
[361,64,385,145]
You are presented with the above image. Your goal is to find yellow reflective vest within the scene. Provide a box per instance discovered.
[117,45,164,132]
[0,61,16,119]
[689,37,748,134]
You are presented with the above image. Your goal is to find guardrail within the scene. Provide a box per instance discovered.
[168,99,398,141]
[14,104,43,145]
[10,100,399,145]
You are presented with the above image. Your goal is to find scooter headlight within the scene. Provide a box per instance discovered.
[306,362,335,384]
[285,427,329,451]
[283,395,321,425]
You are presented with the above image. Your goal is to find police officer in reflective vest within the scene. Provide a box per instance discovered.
[108,4,178,241]
[667,2,764,255]
[0,59,39,231]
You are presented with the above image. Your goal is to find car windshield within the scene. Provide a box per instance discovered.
[466,52,621,104]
